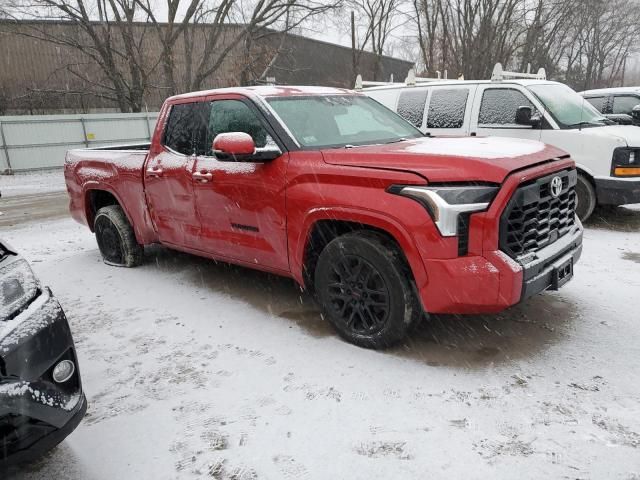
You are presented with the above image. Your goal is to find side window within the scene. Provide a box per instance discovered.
[427,88,469,129]
[479,88,534,126]
[612,95,640,115]
[397,89,429,127]
[163,102,210,155]
[585,96,607,113]
[208,100,271,150]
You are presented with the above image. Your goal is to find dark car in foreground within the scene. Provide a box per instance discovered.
[0,240,86,470]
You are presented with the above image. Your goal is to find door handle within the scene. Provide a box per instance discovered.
[193,171,213,182]
[146,166,163,177]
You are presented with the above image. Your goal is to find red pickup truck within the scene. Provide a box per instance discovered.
[65,86,583,349]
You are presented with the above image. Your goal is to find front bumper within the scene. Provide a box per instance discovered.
[419,223,583,314]
[519,225,583,300]
[595,176,640,205]
[0,288,86,468]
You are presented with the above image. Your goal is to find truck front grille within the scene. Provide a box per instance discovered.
[500,169,577,259]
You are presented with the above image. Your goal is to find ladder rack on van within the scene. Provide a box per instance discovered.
[491,63,546,81]
[354,69,462,90]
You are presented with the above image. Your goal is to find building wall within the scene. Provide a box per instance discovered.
[0,21,413,115]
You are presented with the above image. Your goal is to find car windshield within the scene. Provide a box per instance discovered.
[528,84,610,129]
[266,95,423,148]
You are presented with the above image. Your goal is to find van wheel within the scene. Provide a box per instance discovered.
[575,174,596,222]
[94,205,143,267]
[314,232,422,349]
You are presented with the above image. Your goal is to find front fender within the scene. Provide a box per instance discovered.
[291,206,430,301]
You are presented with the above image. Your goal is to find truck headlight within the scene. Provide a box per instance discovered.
[390,185,499,237]
[0,259,40,321]
[612,147,640,177]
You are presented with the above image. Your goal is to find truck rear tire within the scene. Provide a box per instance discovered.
[314,232,422,349]
[94,205,144,267]
[576,173,596,222]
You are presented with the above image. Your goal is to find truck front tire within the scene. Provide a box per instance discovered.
[94,205,144,267]
[576,173,596,222]
[314,232,422,349]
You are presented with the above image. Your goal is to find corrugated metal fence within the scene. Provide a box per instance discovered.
[0,112,159,173]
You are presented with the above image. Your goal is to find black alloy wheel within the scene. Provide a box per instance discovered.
[94,205,144,267]
[314,232,423,349]
[325,255,391,335]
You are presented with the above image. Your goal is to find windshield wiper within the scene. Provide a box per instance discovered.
[344,144,371,149]
[567,121,605,129]
[385,137,407,144]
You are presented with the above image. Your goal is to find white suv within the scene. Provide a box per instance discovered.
[361,67,640,221]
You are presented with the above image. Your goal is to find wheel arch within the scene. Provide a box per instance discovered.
[576,166,596,187]
[295,208,429,300]
[83,186,131,233]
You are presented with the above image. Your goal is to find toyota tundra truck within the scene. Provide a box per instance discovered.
[64,86,583,349]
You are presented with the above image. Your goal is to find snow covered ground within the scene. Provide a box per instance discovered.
[3,207,640,479]
[0,170,66,198]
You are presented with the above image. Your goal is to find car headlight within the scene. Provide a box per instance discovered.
[390,184,499,237]
[612,147,640,177]
[0,259,40,321]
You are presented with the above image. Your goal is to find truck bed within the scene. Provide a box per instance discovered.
[86,142,151,152]
[64,144,157,244]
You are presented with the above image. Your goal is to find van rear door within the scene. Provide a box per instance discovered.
[422,85,476,137]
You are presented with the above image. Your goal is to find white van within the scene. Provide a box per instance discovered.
[360,65,640,221]
[580,87,640,126]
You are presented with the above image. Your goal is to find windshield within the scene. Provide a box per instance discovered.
[528,84,610,129]
[266,95,423,148]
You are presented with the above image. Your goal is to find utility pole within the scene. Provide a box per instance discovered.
[351,11,357,84]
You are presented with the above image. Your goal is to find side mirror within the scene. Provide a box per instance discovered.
[213,132,255,157]
[633,105,640,126]
[515,106,541,127]
[603,113,633,125]
[212,132,282,162]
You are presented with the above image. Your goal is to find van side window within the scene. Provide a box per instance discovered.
[585,96,607,113]
[208,99,270,151]
[397,89,429,127]
[612,95,640,115]
[164,102,211,155]
[427,89,468,129]
[479,89,534,126]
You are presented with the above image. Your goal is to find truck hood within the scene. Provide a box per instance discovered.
[569,125,640,147]
[321,137,567,184]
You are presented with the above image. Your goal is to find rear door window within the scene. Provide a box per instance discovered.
[585,96,607,113]
[396,89,429,127]
[612,95,640,115]
[163,102,210,155]
[426,88,469,129]
[479,88,534,126]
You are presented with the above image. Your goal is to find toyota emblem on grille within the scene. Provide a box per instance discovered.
[550,176,563,198]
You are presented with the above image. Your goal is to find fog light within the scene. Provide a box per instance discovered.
[52,360,75,383]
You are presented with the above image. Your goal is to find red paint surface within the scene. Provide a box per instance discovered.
[64,86,576,315]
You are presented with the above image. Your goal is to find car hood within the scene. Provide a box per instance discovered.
[321,137,567,183]
[571,125,640,146]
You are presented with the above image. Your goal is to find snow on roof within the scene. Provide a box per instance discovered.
[580,87,640,96]
[360,79,558,92]
[169,85,355,102]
